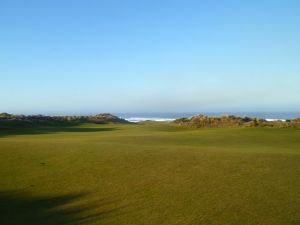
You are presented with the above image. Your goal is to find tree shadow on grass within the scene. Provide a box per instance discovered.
[0,127,118,138]
[0,190,122,225]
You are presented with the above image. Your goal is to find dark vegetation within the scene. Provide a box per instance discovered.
[174,114,300,128]
[2,112,300,130]
[0,113,128,130]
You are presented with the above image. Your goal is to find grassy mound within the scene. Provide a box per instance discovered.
[174,114,300,128]
[0,113,129,130]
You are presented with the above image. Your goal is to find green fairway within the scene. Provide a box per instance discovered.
[0,123,300,225]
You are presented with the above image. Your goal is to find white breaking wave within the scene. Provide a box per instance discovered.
[265,118,286,122]
[126,117,175,123]
[126,117,288,123]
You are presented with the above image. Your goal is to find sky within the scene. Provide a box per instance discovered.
[1,0,300,115]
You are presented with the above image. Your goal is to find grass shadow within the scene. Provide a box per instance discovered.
[0,127,118,138]
[0,190,121,225]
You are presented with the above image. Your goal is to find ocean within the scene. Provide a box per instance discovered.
[117,112,300,122]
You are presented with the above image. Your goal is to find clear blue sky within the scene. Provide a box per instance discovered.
[1,0,300,115]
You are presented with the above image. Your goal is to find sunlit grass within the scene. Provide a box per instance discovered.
[0,123,299,224]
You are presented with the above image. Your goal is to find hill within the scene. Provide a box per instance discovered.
[174,114,300,128]
[0,113,129,129]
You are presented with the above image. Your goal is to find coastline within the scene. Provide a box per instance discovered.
[120,112,299,123]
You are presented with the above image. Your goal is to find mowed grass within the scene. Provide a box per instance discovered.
[0,123,300,225]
